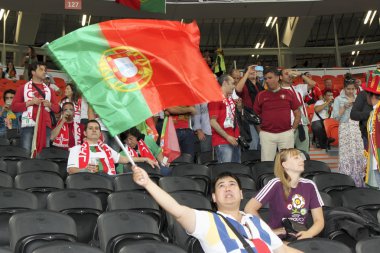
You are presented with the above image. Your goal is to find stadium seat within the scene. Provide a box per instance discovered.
[323,118,339,146]
[9,210,77,253]
[237,176,257,192]
[47,190,103,243]
[261,174,276,188]
[302,160,331,179]
[66,173,114,210]
[107,191,162,230]
[14,171,64,208]
[0,161,7,173]
[0,146,29,177]
[288,238,352,253]
[355,237,380,253]
[171,164,211,194]
[119,240,187,253]
[0,248,11,253]
[17,159,60,176]
[113,173,145,191]
[122,162,161,183]
[171,153,194,165]
[0,138,10,146]
[31,242,103,253]
[312,173,356,206]
[97,210,163,253]
[211,162,252,180]
[0,173,12,188]
[0,189,38,247]
[196,151,218,165]
[341,188,380,220]
[159,176,205,195]
[241,150,261,164]
[251,161,274,190]
[36,147,69,179]
[319,191,336,208]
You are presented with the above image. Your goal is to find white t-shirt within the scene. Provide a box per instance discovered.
[67,143,120,171]
[190,210,282,253]
[311,100,330,122]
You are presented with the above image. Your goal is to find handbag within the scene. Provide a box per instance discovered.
[281,218,307,242]
[216,213,255,253]
[31,83,58,126]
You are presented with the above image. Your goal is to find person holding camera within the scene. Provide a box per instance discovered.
[0,89,20,138]
[51,102,81,150]
[311,89,334,149]
[235,65,264,150]
[209,74,241,163]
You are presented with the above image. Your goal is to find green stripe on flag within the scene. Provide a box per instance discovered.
[141,0,166,13]
[47,24,153,136]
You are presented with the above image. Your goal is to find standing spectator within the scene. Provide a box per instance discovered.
[50,102,81,150]
[322,79,339,98]
[363,71,380,189]
[21,46,38,81]
[208,74,240,163]
[254,67,301,161]
[350,89,372,149]
[166,106,196,160]
[0,89,20,138]
[354,79,363,95]
[311,89,334,149]
[11,62,60,156]
[332,80,366,187]
[192,103,212,152]
[304,72,322,105]
[235,65,263,150]
[4,62,17,80]
[213,48,226,77]
[280,69,316,154]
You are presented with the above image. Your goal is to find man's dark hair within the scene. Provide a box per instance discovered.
[28,61,46,79]
[62,102,74,110]
[323,89,333,96]
[211,172,242,193]
[84,119,101,131]
[120,127,145,142]
[263,67,279,76]
[3,89,15,102]
[217,74,231,86]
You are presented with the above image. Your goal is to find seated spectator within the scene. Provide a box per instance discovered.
[322,78,339,98]
[50,102,81,150]
[245,148,324,240]
[0,89,20,137]
[67,120,156,175]
[4,62,17,80]
[117,127,169,175]
[132,167,301,253]
[311,89,334,149]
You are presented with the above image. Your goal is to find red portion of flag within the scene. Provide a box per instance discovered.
[160,116,181,163]
[116,0,140,10]
[98,19,223,116]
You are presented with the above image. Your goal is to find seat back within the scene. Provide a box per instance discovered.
[197,151,217,165]
[312,173,356,193]
[9,210,77,253]
[323,118,339,146]
[36,147,69,179]
[17,159,60,176]
[0,161,7,174]
[119,240,187,253]
[47,190,103,243]
[302,160,331,179]
[0,138,10,146]
[251,161,275,189]
[0,146,29,177]
[171,164,211,194]
[288,238,352,253]
[122,163,161,183]
[0,173,12,188]
[211,163,252,180]
[355,237,380,253]
[241,150,261,164]
[341,188,380,220]
[31,242,104,253]
[0,189,38,246]
[171,153,193,164]
[97,210,163,253]
[159,177,204,195]
[237,176,257,191]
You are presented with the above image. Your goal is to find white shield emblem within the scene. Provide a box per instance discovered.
[114,57,138,78]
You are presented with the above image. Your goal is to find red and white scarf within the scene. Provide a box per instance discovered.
[52,120,81,148]
[78,141,116,175]
[223,96,236,129]
[60,98,82,143]
[127,139,156,162]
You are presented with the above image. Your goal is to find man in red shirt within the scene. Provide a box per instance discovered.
[322,78,339,98]
[208,74,240,163]
[11,62,60,156]
[254,67,301,161]
[51,102,81,150]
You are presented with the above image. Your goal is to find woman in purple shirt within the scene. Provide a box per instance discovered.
[245,148,324,240]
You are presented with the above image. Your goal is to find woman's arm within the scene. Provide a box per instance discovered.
[244,198,262,216]
[296,207,324,240]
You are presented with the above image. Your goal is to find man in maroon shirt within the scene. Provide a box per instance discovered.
[254,67,301,161]
[11,62,60,156]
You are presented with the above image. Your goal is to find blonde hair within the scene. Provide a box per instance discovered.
[274,148,301,199]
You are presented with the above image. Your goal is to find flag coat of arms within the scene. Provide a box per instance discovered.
[47,19,223,136]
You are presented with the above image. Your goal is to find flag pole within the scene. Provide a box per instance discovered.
[114,135,136,167]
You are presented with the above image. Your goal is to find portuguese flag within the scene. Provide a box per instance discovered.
[47,19,223,136]
[116,0,166,14]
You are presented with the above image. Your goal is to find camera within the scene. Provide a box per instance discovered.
[237,136,250,150]
[244,110,261,125]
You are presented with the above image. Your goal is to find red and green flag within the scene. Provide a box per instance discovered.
[116,0,166,13]
[47,19,223,136]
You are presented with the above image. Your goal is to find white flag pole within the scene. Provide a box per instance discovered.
[114,135,136,167]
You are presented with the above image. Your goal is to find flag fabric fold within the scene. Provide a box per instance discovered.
[160,116,181,163]
[47,19,223,136]
[116,0,166,14]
